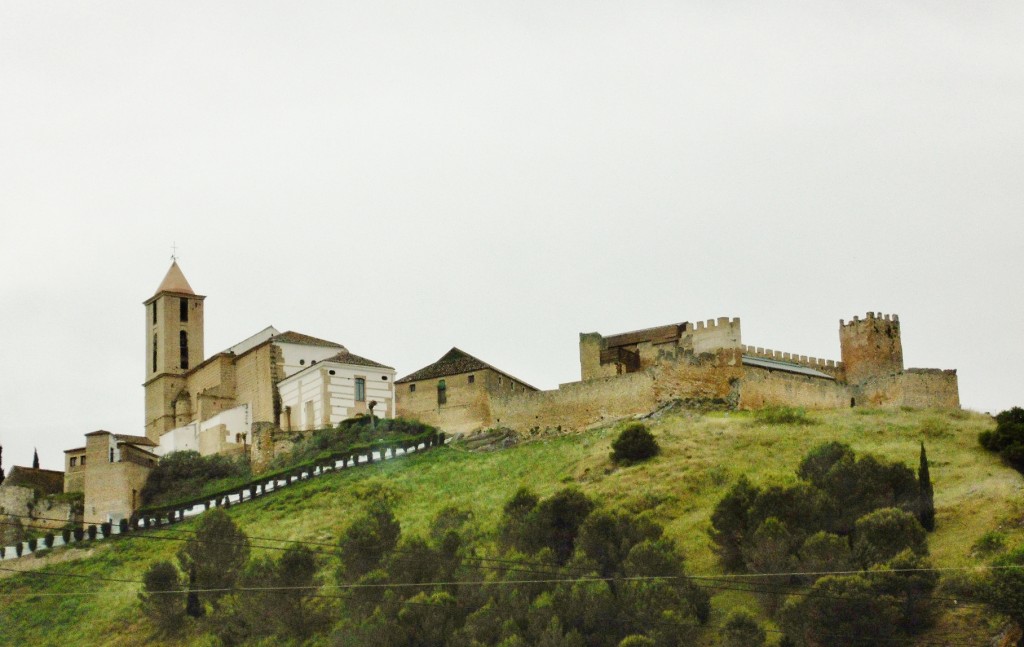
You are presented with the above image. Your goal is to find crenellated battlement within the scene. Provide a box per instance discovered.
[840,312,900,327]
[741,345,844,370]
[684,316,741,333]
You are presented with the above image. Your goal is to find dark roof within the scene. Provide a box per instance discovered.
[4,467,64,496]
[742,355,835,380]
[271,331,345,348]
[396,347,538,390]
[603,323,687,348]
[63,447,86,454]
[325,350,394,370]
[115,434,157,447]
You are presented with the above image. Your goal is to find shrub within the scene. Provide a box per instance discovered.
[852,508,927,568]
[43,533,54,548]
[754,406,812,425]
[720,609,765,647]
[974,530,1006,555]
[980,407,1024,470]
[141,450,250,507]
[176,508,250,609]
[981,544,1024,632]
[780,575,900,647]
[610,423,660,463]
[140,560,185,634]
[338,500,401,581]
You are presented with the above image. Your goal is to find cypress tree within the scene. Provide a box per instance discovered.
[0,445,5,485]
[186,566,204,618]
[32,448,39,470]
[918,442,936,531]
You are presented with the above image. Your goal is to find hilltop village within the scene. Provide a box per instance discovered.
[1,262,959,528]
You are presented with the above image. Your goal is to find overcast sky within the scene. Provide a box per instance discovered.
[2,2,1022,471]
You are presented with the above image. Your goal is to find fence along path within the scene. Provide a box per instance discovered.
[0,433,446,561]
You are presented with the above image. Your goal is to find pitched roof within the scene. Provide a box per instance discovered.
[325,350,393,370]
[154,261,196,296]
[396,348,538,390]
[271,330,346,349]
[115,434,158,447]
[742,355,835,380]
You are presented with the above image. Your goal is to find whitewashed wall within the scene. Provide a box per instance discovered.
[156,403,250,456]
[276,342,347,378]
[279,361,395,430]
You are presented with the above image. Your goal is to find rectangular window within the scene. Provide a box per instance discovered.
[70,457,77,467]
[80,455,86,466]
[410,383,416,392]
[468,374,475,384]
[355,377,366,402]
[152,302,157,325]
[180,298,188,322]
[437,379,447,405]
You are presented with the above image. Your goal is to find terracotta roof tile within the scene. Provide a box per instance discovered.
[154,261,196,296]
[325,350,393,370]
[271,331,346,349]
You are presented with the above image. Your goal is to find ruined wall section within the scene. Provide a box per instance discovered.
[855,369,960,409]
[840,313,903,384]
[491,372,657,433]
[651,348,744,407]
[738,367,851,409]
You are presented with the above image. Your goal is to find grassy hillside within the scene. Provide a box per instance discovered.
[0,407,1018,646]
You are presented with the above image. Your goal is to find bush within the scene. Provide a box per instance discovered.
[754,406,812,425]
[338,500,401,581]
[141,451,250,507]
[852,508,927,568]
[139,560,185,634]
[610,423,660,463]
[720,609,765,647]
[980,407,1024,470]
[176,508,250,609]
[974,530,1006,555]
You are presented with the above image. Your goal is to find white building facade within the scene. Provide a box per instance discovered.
[278,351,396,430]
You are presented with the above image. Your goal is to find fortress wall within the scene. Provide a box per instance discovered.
[738,366,851,410]
[741,345,845,378]
[579,333,616,381]
[688,317,742,355]
[651,349,744,405]
[856,369,960,409]
[491,371,657,433]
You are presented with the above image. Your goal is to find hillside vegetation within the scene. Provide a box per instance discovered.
[0,407,1019,646]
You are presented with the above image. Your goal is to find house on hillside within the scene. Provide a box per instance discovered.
[63,431,158,525]
[395,348,537,434]
[278,350,396,431]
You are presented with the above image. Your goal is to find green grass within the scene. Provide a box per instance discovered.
[0,407,1017,646]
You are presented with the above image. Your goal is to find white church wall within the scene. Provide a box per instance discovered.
[277,342,345,377]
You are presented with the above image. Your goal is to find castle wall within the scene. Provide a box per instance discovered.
[688,317,742,355]
[578,333,609,381]
[855,369,960,409]
[491,371,657,433]
[738,366,851,410]
[741,346,845,379]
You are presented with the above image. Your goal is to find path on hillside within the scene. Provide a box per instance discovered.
[1,439,441,562]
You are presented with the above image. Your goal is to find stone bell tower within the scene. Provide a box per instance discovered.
[143,261,205,443]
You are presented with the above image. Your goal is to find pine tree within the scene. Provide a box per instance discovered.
[32,448,39,470]
[0,445,5,486]
[918,442,935,531]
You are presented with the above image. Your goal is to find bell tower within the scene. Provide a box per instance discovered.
[143,261,205,442]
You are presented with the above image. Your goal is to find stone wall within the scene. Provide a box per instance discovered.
[738,366,851,410]
[855,369,960,409]
[840,313,904,384]
[395,369,498,435]
[491,371,657,433]
[234,343,284,426]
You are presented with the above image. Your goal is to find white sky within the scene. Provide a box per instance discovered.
[2,2,1022,471]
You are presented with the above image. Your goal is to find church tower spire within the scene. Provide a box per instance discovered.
[143,261,206,441]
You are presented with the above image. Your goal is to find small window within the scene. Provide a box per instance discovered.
[179,297,188,322]
[468,374,475,384]
[109,448,115,463]
[409,383,416,392]
[80,455,86,466]
[498,376,503,385]
[382,375,388,381]
[70,457,77,467]
[152,334,158,373]
[329,369,336,376]
[299,359,305,366]
[355,378,366,402]
[437,379,447,405]
[152,302,157,325]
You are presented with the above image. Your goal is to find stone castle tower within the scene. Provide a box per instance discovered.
[143,262,205,443]
[839,312,904,384]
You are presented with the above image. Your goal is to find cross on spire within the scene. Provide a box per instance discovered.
[171,242,179,262]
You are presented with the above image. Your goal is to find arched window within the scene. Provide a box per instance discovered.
[152,334,158,372]
[437,379,447,406]
[179,331,189,370]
